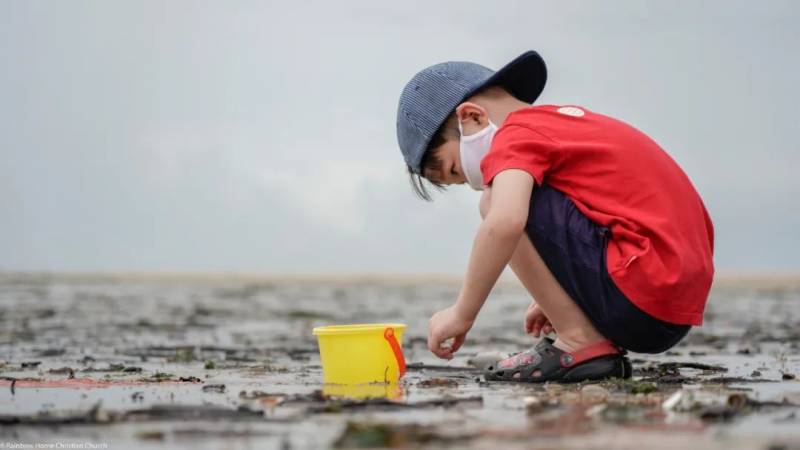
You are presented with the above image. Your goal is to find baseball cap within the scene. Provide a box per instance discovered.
[396,50,547,174]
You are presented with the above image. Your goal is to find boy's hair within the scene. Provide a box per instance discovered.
[407,85,512,201]
[407,112,459,201]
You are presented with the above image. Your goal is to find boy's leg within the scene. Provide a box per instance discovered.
[508,235,606,353]
[483,183,690,356]
[480,188,606,353]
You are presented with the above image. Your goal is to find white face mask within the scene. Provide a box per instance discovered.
[458,119,498,191]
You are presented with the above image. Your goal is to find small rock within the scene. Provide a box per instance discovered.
[782,372,796,380]
[467,351,506,369]
[178,376,202,383]
[258,396,285,408]
[524,396,545,415]
[751,370,762,377]
[417,378,458,388]
[580,384,610,403]
[662,391,684,411]
[544,384,565,396]
[137,430,165,441]
[586,403,607,416]
[202,384,226,393]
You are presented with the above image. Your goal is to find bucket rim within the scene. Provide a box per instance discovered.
[313,323,407,336]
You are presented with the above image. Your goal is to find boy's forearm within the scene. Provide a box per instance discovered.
[454,217,524,321]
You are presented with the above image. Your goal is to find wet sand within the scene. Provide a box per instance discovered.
[0,273,798,449]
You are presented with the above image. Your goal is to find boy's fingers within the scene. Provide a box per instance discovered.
[533,315,547,337]
[428,332,455,360]
[451,334,465,353]
[525,308,546,334]
[433,346,453,359]
[524,316,535,333]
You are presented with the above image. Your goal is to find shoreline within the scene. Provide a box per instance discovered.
[1,270,799,288]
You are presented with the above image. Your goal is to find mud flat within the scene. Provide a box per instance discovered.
[0,272,798,449]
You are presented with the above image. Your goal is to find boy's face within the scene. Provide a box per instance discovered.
[422,100,491,186]
[424,140,466,186]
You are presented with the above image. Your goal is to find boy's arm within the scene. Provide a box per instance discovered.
[428,169,535,359]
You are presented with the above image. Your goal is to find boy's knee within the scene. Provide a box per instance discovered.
[479,189,491,219]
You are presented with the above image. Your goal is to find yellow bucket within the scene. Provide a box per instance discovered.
[312,323,407,385]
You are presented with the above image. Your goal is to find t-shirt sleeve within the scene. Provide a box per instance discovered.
[480,124,560,187]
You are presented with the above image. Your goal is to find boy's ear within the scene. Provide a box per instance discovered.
[455,102,489,127]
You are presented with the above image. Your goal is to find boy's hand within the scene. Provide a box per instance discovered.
[428,305,474,360]
[524,301,553,337]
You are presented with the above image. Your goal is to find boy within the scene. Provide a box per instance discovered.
[395,51,714,382]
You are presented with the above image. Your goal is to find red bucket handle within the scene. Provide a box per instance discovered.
[383,327,406,379]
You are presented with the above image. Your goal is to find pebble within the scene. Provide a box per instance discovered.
[523,396,544,414]
[467,351,507,369]
[580,384,610,403]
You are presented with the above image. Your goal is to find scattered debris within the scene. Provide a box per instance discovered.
[124,404,269,422]
[524,396,547,415]
[47,367,75,378]
[82,363,143,373]
[178,376,202,383]
[333,421,472,448]
[604,378,659,394]
[0,401,109,425]
[662,390,799,422]
[142,372,175,382]
[416,378,459,388]
[202,384,226,393]
[580,384,610,403]
[239,389,326,403]
[467,351,506,369]
[137,430,165,441]
[307,396,484,414]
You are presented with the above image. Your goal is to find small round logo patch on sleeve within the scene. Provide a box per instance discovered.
[557,106,585,117]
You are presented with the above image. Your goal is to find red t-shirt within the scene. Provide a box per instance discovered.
[481,105,714,326]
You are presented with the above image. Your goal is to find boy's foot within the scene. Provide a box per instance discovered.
[483,338,631,383]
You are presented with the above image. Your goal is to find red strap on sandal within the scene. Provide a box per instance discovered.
[560,340,621,368]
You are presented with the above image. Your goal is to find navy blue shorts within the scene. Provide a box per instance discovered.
[525,184,690,354]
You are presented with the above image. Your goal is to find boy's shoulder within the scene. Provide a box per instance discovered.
[495,104,588,145]
[501,104,645,145]
[503,104,596,126]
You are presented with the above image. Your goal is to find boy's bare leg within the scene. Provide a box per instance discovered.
[480,189,606,353]
[508,235,606,353]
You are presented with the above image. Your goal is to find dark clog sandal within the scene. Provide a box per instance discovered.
[484,338,631,383]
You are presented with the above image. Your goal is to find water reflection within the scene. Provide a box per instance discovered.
[322,382,405,400]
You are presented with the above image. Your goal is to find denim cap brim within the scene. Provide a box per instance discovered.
[396,50,547,174]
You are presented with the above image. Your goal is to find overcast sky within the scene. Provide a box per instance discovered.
[1,1,798,274]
